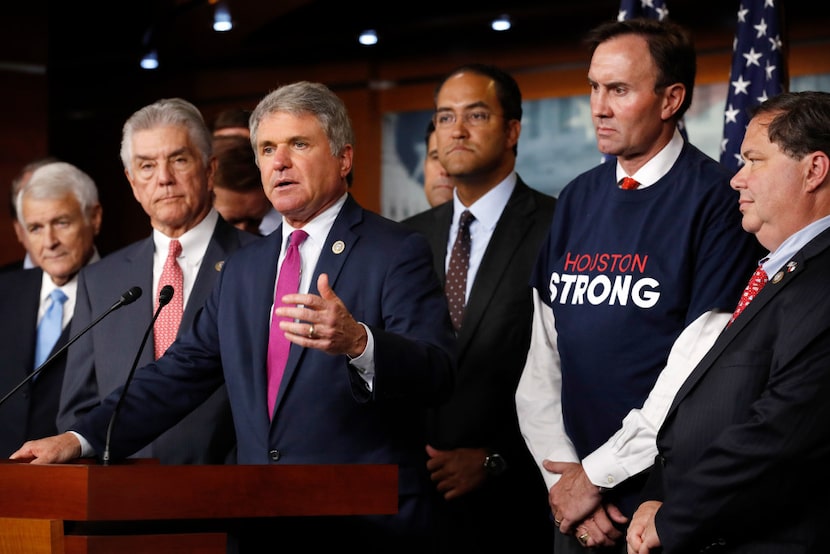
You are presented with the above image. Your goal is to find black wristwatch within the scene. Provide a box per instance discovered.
[483,452,507,477]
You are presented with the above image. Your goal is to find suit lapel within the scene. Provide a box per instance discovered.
[273,196,362,417]
[666,232,830,417]
[423,204,453,283]
[457,181,536,350]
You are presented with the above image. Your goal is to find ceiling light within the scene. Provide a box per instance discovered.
[491,14,511,32]
[140,50,159,70]
[359,29,378,46]
[213,2,233,32]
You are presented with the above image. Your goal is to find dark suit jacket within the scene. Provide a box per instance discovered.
[0,268,71,457]
[58,215,258,464]
[0,258,24,273]
[644,227,830,554]
[402,178,556,549]
[71,195,455,543]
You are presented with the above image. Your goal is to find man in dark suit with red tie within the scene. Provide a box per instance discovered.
[57,98,258,465]
[627,91,830,554]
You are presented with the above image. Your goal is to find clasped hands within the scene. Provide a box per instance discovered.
[545,460,628,549]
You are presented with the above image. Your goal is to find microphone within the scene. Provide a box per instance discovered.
[102,285,174,465]
[0,286,142,409]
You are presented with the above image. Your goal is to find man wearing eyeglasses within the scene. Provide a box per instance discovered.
[403,63,556,552]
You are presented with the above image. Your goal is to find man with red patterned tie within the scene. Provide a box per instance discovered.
[56,98,258,465]
[628,91,830,554]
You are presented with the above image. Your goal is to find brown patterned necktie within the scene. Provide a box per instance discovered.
[445,210,475,331]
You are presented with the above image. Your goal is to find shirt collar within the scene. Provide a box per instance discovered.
[153,208,218,270]
[616,127,684,187]
[280,192,347,247]
[451,171,516,232]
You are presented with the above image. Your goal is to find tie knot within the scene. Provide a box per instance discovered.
[459,210,475,229]
[620,177,640,190]
[750,265,768,285]
[168,239,182,259]
[289,229,309,248]
[50,288,68,305]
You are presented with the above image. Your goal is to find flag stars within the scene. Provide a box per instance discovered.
[737,6,749,22]
[769,34,782,51]
[731,76,751,96]
[764,60,777,80]
[724,103,741,124]
[743,47,763,67]
[754,18,768,38]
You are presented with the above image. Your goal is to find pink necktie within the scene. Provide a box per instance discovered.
[620,177,640,190]
[727,265,768,327]
[267,230,308,419]
[154,239,183,359]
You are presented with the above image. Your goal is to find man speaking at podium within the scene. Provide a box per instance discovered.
[11,81,455,553]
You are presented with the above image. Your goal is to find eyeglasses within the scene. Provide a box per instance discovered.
[433,109,503,129]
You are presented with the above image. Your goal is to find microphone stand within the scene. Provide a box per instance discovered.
[0,287,142,409]
[102,285,173,466]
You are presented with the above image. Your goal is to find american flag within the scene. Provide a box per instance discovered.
[617,0,670,21]
[720,0,788,173]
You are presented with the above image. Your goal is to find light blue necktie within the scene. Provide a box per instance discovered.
[34,289,68,369]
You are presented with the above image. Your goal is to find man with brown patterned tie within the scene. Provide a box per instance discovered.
[403,63,557,553]
[628,89,830,554]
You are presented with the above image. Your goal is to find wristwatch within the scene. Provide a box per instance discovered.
[483,452,507,477]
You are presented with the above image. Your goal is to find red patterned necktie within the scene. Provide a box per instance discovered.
[620,177,640,190]
[445,210,475,331]
[154,239,183,359]
[267,230,308,419]
[727,265,768,327]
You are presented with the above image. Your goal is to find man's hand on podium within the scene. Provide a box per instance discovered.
[10,432,82,464]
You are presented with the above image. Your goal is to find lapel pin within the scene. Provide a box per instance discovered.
[771,271,784,284]
[332,240,345,254]
[215,261,225,271]
[786,260,798,272]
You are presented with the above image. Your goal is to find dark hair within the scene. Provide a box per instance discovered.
[586,18,696,120]
[212,135,260,192]
[213,108,252,132]
[424,119,435,149]
[752,91,830,160]
[434,63,522,155]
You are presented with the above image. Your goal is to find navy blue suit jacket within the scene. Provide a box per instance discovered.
[644,227,830,553]
[72,195,455,538]
[0,268,71,457]
[58,215,258,464]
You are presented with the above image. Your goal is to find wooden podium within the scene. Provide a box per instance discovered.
[0,460,397,554]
